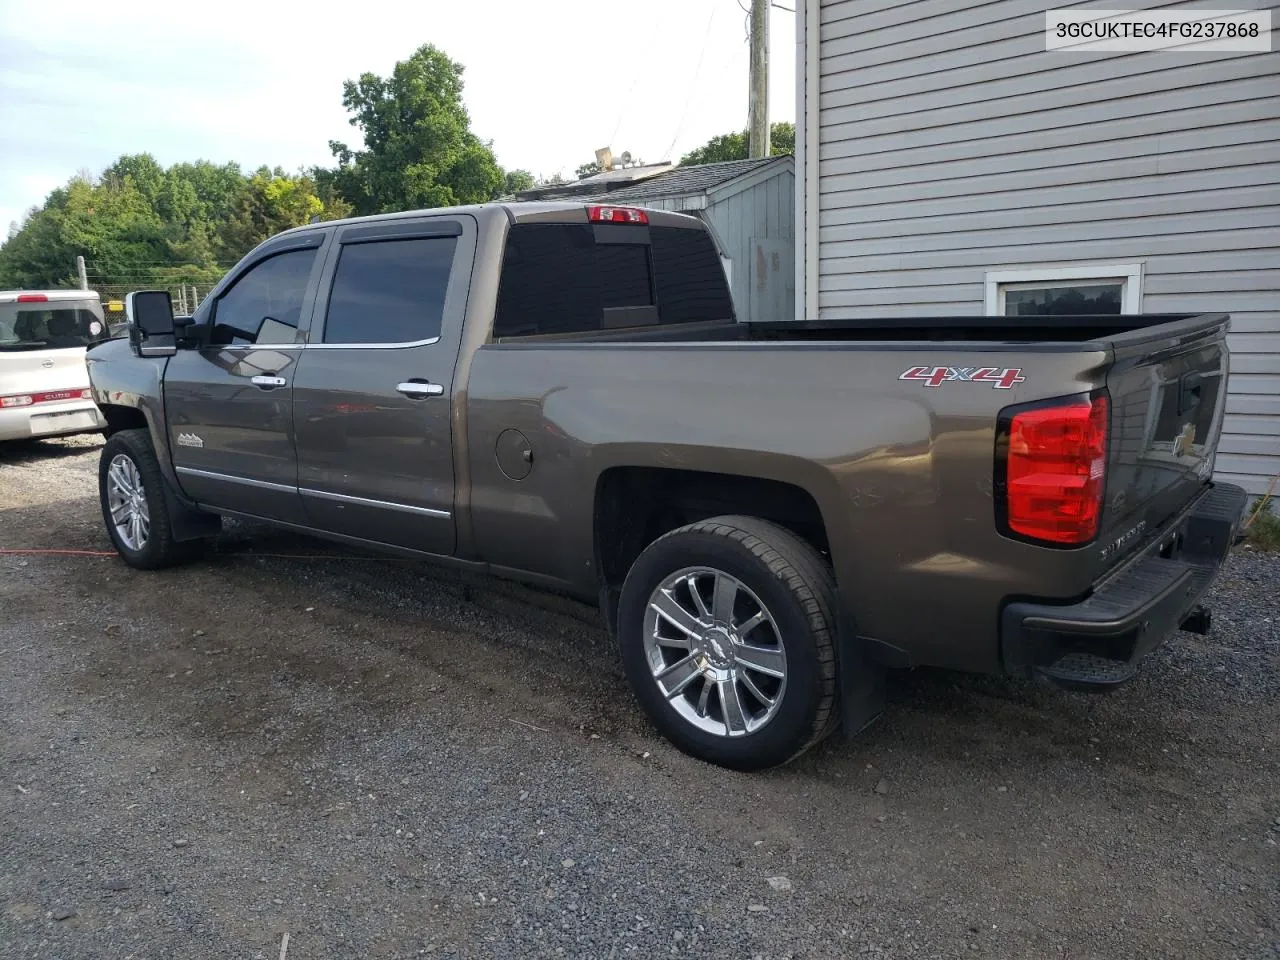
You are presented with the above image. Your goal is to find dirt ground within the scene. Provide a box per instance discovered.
[1,435,1277,960]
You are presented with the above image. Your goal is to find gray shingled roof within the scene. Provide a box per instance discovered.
[594,156,788,203]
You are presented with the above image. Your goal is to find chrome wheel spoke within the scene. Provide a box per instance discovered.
[695,679,713,717]
[110,502,131,524]
[650,588,706,641]
[711,573,737,624]
[686,574,711,620]
[717,678,748,736]
[656,654,703,699]
[109,462,134,499]
[735,642,785,679]
[740,669,777,707]
[735,609,768,637]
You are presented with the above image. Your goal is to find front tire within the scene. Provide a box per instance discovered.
[99,429,199,569]
[618,516,840,771]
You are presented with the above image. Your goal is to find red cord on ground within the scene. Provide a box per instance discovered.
[0,548,116,557]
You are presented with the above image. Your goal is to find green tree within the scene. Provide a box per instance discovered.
[502,169,535,195]
[0,175,167,289]
[326,44,504,215]
[575,161,601,180]
[217,167,346,261]
[0,157,351,291]
[679,122,795,166]
[102,154,166,206]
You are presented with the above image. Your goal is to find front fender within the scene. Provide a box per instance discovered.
[87,339,179,492]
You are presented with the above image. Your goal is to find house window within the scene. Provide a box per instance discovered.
[984,264,1143,316]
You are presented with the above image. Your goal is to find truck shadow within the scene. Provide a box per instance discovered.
[0,435,103,464]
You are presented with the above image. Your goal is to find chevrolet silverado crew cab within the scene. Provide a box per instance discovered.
[86,202,1246,770]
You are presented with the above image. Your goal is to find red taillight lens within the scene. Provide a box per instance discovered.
[0,390,92,408]
[16,293,49,303]
[588,205,649,224]
[1003,394,1108,545]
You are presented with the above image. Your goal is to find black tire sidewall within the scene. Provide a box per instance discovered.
[98,432,175,569]
[618,529,827,771]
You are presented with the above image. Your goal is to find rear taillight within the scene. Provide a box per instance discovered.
[588,205,649,224]
[0,389,92,408]
[16,293,49,303]
[999,393,1109,545]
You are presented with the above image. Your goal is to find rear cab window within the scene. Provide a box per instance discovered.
[0,298,108,351]
[493,218,734,338]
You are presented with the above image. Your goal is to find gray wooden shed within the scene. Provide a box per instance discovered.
[596,156,796,324]
[793,0,1279,496]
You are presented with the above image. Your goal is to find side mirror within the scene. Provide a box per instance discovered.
[125,291,177,357]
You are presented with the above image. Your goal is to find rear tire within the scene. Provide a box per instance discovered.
[617,515,840,771]
[99,429,202,569]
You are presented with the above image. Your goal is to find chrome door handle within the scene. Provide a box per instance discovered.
[397,381,445,399]
[251,375,288,389]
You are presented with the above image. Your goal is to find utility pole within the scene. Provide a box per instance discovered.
[76,256,88,290]
[748,0,770,158]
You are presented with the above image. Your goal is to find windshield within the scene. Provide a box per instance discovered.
[0,302,108,351]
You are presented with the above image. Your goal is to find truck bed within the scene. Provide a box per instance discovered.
[534,313,1224,346]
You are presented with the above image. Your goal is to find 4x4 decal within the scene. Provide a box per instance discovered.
[899,365,1026,389]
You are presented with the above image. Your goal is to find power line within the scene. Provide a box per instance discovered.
[608,14,665,149]
[662,5,720,163]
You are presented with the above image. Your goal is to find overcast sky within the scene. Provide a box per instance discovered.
[0,0,797,233]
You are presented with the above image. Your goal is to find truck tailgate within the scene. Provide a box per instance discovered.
[1102,313,1229,564]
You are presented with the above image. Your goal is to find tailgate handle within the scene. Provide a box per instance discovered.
[1178,373,1203,416]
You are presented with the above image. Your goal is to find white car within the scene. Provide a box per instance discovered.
[0,290,110,442]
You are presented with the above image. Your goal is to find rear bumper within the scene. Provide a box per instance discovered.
[1001,482,1248,684]
[0,402,106,441]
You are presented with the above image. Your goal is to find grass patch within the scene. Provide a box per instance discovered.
[1244,507,1280,552]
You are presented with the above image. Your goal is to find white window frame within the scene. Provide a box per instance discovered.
[984,264,1144,315]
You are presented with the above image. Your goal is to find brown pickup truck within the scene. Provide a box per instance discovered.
[86,202,1246,770]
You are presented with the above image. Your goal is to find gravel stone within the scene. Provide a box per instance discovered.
[0,437,1276,960]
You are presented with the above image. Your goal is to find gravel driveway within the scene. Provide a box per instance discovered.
[2,436,1277,960]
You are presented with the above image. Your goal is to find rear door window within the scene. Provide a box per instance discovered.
[322,236,457,345]
[493,222,733,338]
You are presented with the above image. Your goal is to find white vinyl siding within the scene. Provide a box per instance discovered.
[809,0,1280,495]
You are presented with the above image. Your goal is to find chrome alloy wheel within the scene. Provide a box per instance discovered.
[106,453,150,551]
[642,567,787,738]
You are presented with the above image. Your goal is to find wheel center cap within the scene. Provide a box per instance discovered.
[700,627,735,668]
